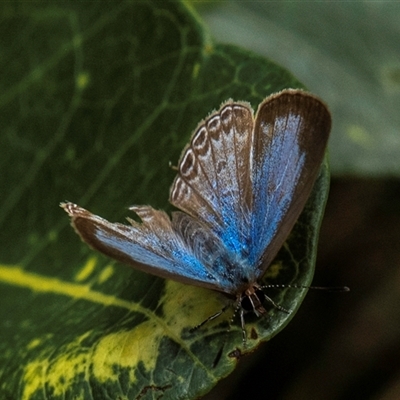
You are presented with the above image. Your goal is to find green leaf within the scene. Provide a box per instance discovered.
[0,1,329,399]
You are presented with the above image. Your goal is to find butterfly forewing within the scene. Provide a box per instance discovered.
[249,91,331,273]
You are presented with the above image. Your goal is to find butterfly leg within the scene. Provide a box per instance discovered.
[263,293,290,313]
[239,308,247,346]
[190,304,231,332]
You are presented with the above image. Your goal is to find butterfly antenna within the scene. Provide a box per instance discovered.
[168,161,178,171]
[261,284,350,292]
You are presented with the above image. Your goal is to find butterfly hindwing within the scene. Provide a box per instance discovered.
[169,101,254,256]
[62,202,238,292]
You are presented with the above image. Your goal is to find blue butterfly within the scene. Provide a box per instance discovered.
[62,89,331,341]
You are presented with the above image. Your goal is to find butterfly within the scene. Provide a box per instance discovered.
[61,89,331,343]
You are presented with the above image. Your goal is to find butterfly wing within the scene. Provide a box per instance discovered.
[169,101,254,258]
[61,202,239,292]
[249,90,331,272]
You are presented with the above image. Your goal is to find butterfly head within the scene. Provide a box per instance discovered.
[239,284,268,317]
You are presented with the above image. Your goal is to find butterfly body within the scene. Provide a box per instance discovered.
[62,89,331,330]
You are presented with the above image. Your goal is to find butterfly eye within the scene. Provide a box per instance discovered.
[240,296,252,312]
